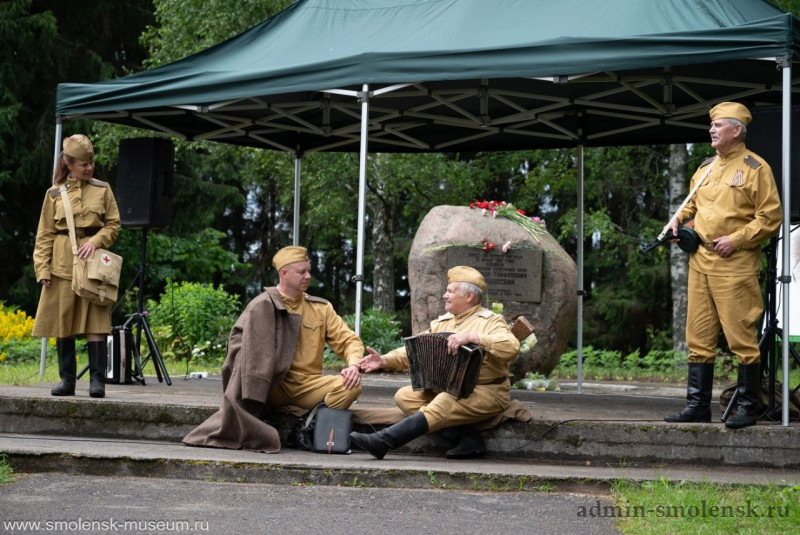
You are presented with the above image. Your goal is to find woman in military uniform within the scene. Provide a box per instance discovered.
[32,134,121,398]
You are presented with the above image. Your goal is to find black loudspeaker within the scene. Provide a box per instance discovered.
[116,138,174,228]
[746,106,800,223]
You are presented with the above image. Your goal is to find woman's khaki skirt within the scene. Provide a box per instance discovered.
[31,275,112,338]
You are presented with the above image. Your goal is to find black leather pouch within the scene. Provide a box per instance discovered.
[302,404,353,454]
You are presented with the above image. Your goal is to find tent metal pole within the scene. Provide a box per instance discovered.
[293,153,302,245]
[577,144,585,394]
[354,84,370,335]
[780,59,791,427]
[41,118,64,378]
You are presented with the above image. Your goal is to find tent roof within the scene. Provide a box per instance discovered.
[57,0,800,153]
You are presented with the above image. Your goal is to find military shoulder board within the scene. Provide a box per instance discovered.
[699,156,715,168]
[743,155,762,169]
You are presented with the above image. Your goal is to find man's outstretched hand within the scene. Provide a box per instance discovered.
[358,346,385,373]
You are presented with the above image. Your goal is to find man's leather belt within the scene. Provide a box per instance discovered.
[56,227,101,238]
[701,241,716,253]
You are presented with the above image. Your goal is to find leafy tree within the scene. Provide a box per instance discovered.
[92,0,295,307]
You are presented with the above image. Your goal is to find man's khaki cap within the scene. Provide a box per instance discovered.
[62,134,94,161]
[272,246,309,271]
[710,102,752,126]
[447,265,487,292]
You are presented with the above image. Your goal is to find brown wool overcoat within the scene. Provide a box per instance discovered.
[183,287,302,452]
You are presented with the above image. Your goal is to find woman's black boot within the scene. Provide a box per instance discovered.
[51,338,76,396]
[87,340,107,398]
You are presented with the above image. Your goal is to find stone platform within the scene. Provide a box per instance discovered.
[1,373,799,490]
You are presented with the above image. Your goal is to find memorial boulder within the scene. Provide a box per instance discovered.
[408,205,577,378]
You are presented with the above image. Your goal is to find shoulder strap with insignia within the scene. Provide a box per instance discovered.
[699,156,715,168]
[88,178,109,187]
[304,294,330,305]
[47,183,67,198]
[743,155,762,169]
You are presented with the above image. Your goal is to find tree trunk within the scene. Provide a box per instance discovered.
[371,155,396,313]
[668,143,689,354]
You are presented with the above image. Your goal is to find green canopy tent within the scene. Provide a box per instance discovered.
[55,0,799,423]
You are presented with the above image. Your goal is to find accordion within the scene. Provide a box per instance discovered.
[403,332,483,399]
[106,326,134,385]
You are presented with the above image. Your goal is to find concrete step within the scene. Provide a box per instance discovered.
[3,433,799,493]
[1,377,799,470]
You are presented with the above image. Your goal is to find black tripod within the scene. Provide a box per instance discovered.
[126,228,171,386]
[721,236,799,422]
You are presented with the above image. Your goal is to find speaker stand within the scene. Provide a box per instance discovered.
[128,228,171,386]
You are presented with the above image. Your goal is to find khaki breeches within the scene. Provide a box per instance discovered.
[267,373,361,411]
[31,275,112,339]
[686,269,763,365]
[393,384,509,433]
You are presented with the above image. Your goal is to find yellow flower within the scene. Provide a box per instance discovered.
[0,304,35,341]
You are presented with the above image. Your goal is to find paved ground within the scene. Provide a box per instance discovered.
[0,473,619,535]
[2,372,800,535]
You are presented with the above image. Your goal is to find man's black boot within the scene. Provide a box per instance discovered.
[350,412,429,460]
[51,338,76,396]
[665,362,714,422]
[443,425,486,459]
[725,362,762,429]
[87,341,107,398]
[286,405,326,450]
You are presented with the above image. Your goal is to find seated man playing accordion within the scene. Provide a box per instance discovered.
[352,266,520,459]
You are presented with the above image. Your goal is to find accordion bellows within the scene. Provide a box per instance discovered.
[403,332,484,399]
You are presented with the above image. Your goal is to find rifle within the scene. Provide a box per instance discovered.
[639,223,700,255]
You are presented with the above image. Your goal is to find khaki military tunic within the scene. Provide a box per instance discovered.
[677,144,782,364]
[266,291,365,410]
[31,177,121,338]
[381,304,520,432]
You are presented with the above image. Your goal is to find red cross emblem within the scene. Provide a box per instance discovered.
[101,254,111,265]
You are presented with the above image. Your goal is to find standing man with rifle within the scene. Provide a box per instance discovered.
[664,102,782,429]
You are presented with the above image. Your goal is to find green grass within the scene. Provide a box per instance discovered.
[0,355,214,386]
[611,478,800,534]
[0,454,14,484]
[546,346,800,388]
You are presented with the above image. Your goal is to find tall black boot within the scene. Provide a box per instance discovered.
[87,340,107,398]
[665,362,714,423]
[285,404,327,450]
[51,338,76,396]
[350,412,429,460]
[725,362,762,429]
[440,425,486,459]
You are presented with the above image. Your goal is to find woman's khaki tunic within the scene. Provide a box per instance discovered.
[32,177,120,338]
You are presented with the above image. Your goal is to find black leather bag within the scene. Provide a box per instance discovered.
[302,404,353,454]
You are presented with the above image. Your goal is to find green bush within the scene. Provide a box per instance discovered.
[0,302,52,365]
[323,308,403,369]
[145,280,240,364]
[559,346,681,371]
[1,338,53,365]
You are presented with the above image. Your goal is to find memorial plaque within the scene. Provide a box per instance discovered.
[447,247,542,303]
